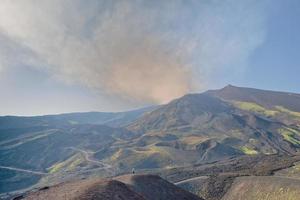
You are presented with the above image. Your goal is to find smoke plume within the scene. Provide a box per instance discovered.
[0,0,267,104]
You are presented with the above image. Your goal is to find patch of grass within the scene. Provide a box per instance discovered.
[109,145,177,169]
[275,106,300,118]
[111,148,168,169]
[48,162,65,173]
[233,101,278,117]
[127,145,171,158]
[110,149,124,161]
[48,154,84,173]
[286,127,300,136]
[278,128,300,146]
[240,146,258,155]
[67,158,82,170]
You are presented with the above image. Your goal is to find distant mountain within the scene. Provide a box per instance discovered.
[1,85,300,196]
[0,106,156,130]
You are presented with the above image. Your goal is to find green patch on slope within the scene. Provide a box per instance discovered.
[48,154,85,174]
[278,128,300,146]
[108,144,201,170]
[275,106,300,118]
[233,101,278,117]
[240,146,258,155]
[109,146,171,169]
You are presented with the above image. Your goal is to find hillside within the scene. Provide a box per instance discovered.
[23,178,145,200]
[207,85,300,126]
[21,175,202,200]
[0,124,135,193]
[159,154,300,200]
[207,85,300,112]
[115,174,203,200]
[1,85,300,196]
[222,176,300,200]
[127,88,300,163]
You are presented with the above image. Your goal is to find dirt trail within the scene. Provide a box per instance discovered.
[0,166,47,175]
[66,147,113,172]
[174,176,209,185]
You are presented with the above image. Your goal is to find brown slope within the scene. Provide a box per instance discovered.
[23,179,145,200]
[222,176,300,200]
[22,175,203,200]
[115,174,204,200]
[128,93,231,134]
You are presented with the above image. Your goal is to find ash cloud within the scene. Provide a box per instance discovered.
[0,0,268,104]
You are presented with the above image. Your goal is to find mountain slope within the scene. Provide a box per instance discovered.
[127,91,299,163]
[23,179,146,200]
[1,85,300,196]
[207,85,300,112]
[207,85,300,126]
[115,174,203,200]
[0,124,136,193]
[128,94,231,134]
[222,176,300,200]
[22,175,203,200]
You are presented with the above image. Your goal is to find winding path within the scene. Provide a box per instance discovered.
[66,147,113,172]
[0,147,114,176]
[174,176,208,185]
[0,166,48,175]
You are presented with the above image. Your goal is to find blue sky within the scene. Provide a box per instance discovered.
[0,0,299,115]
[235,0,300,93]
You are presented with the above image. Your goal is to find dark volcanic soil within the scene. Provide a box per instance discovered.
[21,175,203,200]
[23,178,145,200]
[115,174,203,200]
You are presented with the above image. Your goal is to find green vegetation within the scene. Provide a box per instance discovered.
[278,128,300,146]
[49,162,65,173]
[48,154,85,174]
[275,106,300,118]
[233,101,278,117]
[240,146,258,155]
